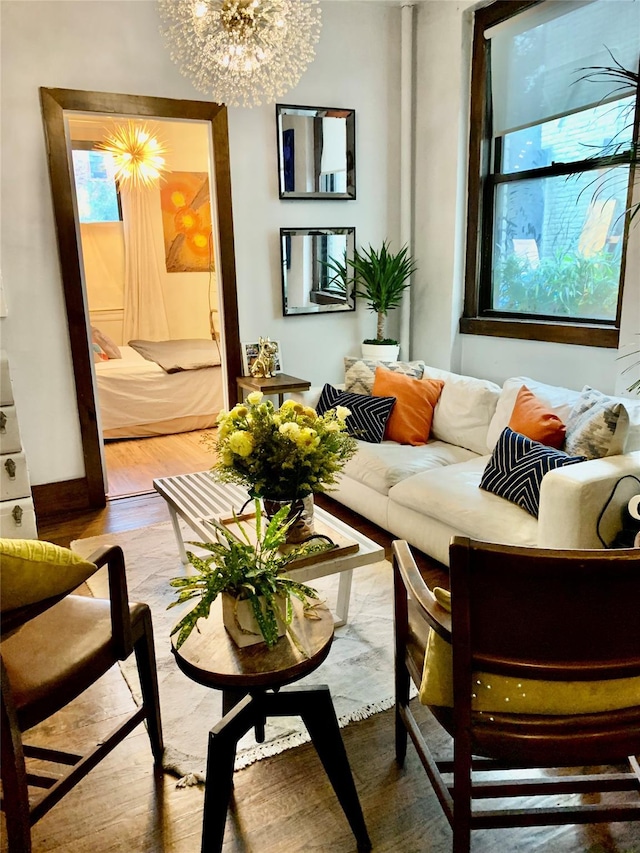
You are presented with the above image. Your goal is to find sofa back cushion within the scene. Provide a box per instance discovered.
[344,357,424,396]
[487,377,581,450]
[420,365,501,455]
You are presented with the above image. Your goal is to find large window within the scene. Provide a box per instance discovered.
[462,0,639,347]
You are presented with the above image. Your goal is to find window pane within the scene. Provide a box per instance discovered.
[500,96,635,174]
[491,167,629,321]
[71,149,120,223]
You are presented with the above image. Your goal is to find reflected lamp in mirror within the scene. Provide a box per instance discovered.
[281,227,356,316]
[276,105,355,199]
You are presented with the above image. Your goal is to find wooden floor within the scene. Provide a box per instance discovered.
[5,490,640,852]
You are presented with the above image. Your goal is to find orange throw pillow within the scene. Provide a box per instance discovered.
[372,367,444,445]
[508,385,566,449]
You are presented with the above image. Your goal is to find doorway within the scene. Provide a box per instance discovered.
[41,88,242,509]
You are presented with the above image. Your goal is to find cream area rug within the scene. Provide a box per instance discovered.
[72,520,406,785]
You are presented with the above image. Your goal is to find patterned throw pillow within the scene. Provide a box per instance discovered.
[316,383,396,444]
[565,386,629,459]
[344,357,424,396]
[479,427,586,517]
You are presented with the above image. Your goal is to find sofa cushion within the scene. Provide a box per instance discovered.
[480,427,586,517]
[487,377,582,450]
[372,367,444,446]
[389,456,539,546]
[420,365,501,455]
[508,385,566,448]
[344,357,424,395]
[565,386,629,459]
[342,439,479,496]
[316,384,395,444]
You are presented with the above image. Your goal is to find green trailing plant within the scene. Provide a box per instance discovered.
[322,241,417,345]
[168,500,331,651]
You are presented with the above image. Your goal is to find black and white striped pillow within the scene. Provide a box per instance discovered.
[316,383,396,444]
[479,427,585,517]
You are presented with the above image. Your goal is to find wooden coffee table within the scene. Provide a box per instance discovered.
[153,472,385,626]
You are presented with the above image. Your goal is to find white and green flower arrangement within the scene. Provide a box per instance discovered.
[168,500,331,652]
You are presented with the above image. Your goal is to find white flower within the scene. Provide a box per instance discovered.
[246,391,264,405]
[336,405,351,421]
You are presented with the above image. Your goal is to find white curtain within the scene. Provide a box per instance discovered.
[120,185,170,341]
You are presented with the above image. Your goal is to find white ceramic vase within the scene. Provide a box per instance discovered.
[361,342,400,361]
[221,593,286,648]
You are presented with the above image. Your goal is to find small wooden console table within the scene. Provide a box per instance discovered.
[236,372,311,407]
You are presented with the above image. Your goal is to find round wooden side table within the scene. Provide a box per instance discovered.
[172,599,371,853]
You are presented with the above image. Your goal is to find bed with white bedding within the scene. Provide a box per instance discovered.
[95,343,224,439]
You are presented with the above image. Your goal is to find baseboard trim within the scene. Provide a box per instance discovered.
[32,477,103,519]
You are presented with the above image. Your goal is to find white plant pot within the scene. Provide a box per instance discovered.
[361,343,400,362]
[222,593,286,648]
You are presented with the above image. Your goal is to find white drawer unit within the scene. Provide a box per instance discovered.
[0,496,38,539]
[0,351,37,539]
[0,406,22,455]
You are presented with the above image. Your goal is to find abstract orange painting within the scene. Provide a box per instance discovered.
[160,171,214,272]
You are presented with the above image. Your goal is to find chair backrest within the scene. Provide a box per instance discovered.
[449,537,640,681]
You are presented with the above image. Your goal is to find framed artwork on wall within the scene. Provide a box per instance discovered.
[241,340,283,376]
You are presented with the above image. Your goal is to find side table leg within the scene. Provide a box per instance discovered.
[167,506,189,566]
[201,694,256,853]
[294,686,372,851]
[335,569,354,627]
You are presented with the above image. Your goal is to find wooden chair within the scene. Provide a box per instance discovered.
[393,537,640,853]
[1,545,163,852]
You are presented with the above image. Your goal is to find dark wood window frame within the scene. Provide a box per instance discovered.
[461,0,637,349]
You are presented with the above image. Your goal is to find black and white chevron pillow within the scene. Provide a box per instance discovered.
[316,383,396,444]
[479,427,585,517]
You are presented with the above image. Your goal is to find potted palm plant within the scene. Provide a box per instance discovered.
[168,500,330,651]
[323,241,417,360]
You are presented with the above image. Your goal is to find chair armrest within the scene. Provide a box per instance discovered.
[538,451,640,549]
[392,540,451,642]
[86,545,133,659]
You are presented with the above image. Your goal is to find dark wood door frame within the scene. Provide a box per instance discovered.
[38,88,241,515]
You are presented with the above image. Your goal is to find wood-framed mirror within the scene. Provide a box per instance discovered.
[281,227,356,316]
[40,88,241,509]
[276,104,356,199]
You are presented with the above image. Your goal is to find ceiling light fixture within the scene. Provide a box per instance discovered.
[158,0,322,108]
[96,123,168,190]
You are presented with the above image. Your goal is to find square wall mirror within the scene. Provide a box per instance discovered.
[281,227,356,316]
[276,104,356,199]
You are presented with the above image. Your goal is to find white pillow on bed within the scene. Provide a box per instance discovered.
[92,327,122,359]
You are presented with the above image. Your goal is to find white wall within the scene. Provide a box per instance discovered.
[412,0,639,392]
[0,0,401,487]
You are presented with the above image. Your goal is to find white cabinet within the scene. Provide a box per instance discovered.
[0,352,37,539]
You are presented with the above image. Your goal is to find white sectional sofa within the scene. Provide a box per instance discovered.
[295,363,640,566]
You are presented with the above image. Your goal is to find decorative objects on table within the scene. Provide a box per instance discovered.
[241,339,282,375]
[96,122,167,189]
[210,392,357,541]
[276,104,356,199]
[168,499,327,650]
[280,227,356,316]
[249,336,279,378]
[157,0,322,109]
[323,241,417,360]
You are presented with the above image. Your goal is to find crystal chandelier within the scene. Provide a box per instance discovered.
[158,0,322,108]
[96,123,167,189]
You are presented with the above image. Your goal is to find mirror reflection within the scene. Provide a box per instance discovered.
[276,105,355,199]
[281,227,356,316]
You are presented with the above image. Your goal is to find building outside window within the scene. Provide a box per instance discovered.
[462,0,640,347]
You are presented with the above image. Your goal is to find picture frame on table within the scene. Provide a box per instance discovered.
[241,340,283,376]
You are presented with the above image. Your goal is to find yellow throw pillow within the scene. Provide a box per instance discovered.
[419,592,640,715]
[0,538,97,612]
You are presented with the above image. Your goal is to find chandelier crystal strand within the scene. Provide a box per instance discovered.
[158,0,322,108]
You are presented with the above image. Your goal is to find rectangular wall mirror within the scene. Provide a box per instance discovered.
[281,227,356,316]
[276,105,356,199]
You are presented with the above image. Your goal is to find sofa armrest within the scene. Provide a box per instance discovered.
[289,384,345,410]
[537,451,640,549]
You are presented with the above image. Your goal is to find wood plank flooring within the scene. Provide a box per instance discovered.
[5,486,640,852]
